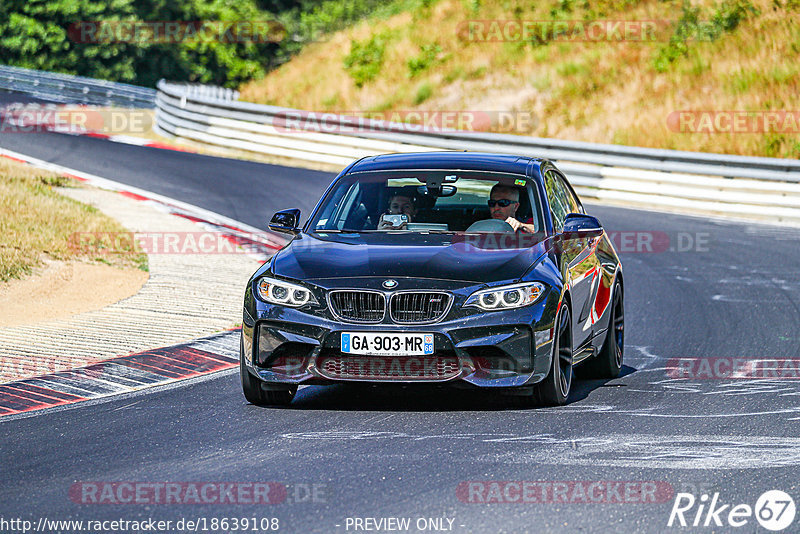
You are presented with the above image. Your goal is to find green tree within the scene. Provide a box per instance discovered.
[0,0,406,88]
[0,0,139,82]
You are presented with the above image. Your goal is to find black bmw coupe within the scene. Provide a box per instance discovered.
[241,152,623,406]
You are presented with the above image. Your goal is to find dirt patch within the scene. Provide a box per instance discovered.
[0,259,148,328]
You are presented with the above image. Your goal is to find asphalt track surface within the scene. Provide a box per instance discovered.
[2,127,800,533]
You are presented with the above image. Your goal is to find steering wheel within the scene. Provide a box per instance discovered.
[465,219,515,233]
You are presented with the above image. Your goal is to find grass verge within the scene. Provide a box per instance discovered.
[0,158,148,282]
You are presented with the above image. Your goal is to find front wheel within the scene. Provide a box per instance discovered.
[240,336,296,406]
[535,305,573,406]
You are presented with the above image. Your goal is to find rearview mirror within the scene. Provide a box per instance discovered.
[269,208,301,235]
[562,213,603,239]
[417,184,457,197]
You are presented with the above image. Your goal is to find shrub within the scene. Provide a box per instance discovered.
[413,81,433,104]
[653,0,758,72]
[407,43,441,77]
[343,33,387,87]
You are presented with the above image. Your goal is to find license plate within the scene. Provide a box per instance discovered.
[341,333,434,356]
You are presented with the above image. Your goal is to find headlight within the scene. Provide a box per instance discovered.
[464,282,545,311]
[256,276,318,307]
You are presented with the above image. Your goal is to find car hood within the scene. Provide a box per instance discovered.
[271,232,551,284]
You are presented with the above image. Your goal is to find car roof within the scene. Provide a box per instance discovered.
[347,152,547,176]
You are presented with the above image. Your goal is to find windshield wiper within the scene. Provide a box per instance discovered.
[313,229,371,233]
[313,229,459,234]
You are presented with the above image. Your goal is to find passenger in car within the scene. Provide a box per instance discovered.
[378,194,418,229]
[489,184,537,233]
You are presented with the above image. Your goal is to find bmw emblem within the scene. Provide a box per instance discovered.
[383,279,398,289]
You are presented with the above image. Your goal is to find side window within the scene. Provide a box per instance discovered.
[544,171,570,233]
[314,182,350,230]
[555,172,582,214]
[330,182,360,230]
[523,184,542,232]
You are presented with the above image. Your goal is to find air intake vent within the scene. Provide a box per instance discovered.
[317,354,460,381]
[389,292,451,324]
[329,291,385,323]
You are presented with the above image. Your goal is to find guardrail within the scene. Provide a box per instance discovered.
[1,66,797,224]
[0,65,156,108]
[156,80,800,225]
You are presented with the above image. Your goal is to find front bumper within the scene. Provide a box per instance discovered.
[242,291,558,389]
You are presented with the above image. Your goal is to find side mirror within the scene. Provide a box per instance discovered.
[562,213,603,239]
[269,208,301,235]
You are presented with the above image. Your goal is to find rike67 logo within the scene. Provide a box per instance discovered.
[668,490,796,531]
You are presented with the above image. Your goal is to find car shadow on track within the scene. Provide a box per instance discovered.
[570,364,637,404]
[266,364,638,412]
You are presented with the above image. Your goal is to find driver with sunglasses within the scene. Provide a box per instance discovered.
[488,184,537,233]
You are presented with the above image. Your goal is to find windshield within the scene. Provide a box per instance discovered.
[308,170,543,234]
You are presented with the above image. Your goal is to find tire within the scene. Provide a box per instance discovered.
[534,305,573,406]
[240,337,296,406]
[581,282,623,379]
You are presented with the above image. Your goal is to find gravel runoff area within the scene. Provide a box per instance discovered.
[0,187,262,383]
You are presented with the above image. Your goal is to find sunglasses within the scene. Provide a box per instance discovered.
[487,199,518,208]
